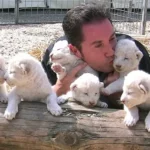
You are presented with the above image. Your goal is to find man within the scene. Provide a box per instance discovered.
[42,3,150,108]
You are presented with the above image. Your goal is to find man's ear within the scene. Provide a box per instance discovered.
[19,63,30,75]
[136,50,143,61]
[138,81,149,95]
[69,44,83,59]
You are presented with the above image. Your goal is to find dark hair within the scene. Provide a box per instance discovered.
[62,2,112,51]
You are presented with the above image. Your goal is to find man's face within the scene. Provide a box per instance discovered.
[79,19,117,72]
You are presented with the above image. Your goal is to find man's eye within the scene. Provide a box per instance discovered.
[95,44,102,48]
[110,37,115,41]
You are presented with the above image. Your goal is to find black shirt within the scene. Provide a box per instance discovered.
[42,33,150,85]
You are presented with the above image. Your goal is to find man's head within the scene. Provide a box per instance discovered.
[63,3,117,72]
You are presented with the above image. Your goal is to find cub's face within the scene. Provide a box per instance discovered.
[113,39,143,73]
[50,46,79,65]
[0,55,6,84]
[121,79,147,108]
[70,77,104,107]
[4,62,30,87]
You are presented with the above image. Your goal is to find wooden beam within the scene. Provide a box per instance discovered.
[0,101,149,150]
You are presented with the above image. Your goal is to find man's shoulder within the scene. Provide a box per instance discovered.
[116,33,133,40]
[116,33,146,53]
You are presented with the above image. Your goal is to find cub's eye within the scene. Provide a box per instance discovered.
[127,91,133,95]
[10,71,15,74]
[124,57,128,60]
[84,93,88,96]
[95,93,98,95]
[57,48,61,51]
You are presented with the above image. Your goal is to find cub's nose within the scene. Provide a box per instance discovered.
[89,101,95,106]
[115,65,121,69]
[120,97,126,104]
[121,100,125,104]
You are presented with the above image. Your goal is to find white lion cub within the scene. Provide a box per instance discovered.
[4,53,64,120]
[49,40,98,80]
[120,70,150,132]
[102,39,143,95]
[58,73,108,108]
[0,55,7,103]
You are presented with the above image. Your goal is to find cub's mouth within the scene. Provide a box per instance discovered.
[50,57,62,63]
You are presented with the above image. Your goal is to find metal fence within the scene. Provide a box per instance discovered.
[0,0,148,35]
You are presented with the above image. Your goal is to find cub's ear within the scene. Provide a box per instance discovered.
[138,81,149,95]
[136,50,143,61]
[19,63,30,75]
[70,82,77,91]
[99,82,104,89]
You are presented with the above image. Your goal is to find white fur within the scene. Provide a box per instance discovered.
[50,40,104,107]
[58,73,108,108]
[0,55,7,103]
[102,39,143,95]
[4,53,65,120]
[120,70,150,132]
[50,40,98,80]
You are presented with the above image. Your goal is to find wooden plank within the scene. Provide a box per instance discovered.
[0,101,149,150]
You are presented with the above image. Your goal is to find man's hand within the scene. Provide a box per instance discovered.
[52,63,87,96]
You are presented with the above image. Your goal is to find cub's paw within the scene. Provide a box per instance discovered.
[100,102,108,108]
[57,96,68,104]
[124,114,139,127]
[0,94,8,103]
[47,104,63,116]
[101,88,111,96]
[4,108,18,120]
[97,101,108,108]
[145,116,150,132]
[51,63,65,73]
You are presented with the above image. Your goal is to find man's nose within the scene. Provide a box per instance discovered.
[104,44,115,57]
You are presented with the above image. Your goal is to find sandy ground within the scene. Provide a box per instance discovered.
[0,22,150,64]
[0,23,64,63]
